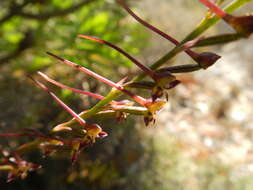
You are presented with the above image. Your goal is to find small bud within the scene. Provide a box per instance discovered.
[143,99,166,126]
[118,0,220,69]
[3,154,41,182]
[78,35,181,100]
[193,52,221,69]
[116,0,220,99]
[199,0,253,37]
[86,124,107,143]
[98,131,108,138]
[224,14,253,37]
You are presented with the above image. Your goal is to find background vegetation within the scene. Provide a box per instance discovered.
[1,0,253,189]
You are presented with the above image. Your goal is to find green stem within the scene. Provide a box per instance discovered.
[59,0,250,129]
[193,33,242,47]
[136,0,251,80]
[182,0,251,44]
[78,88,123,119]
[54,104,149,130]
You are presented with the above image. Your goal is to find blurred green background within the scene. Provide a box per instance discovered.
[1,0,253,189]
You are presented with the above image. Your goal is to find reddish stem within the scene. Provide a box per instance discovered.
[37,72,105,100]
[47,52,147,106]
[117,0,198,59]
[120,88,146,106]
[78,34,156,79]
[199,0,227,18]
[30,77,87,128]
[46,52,123,90]
[38,71,124,105]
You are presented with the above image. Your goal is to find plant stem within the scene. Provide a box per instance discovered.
[199,0,227,18]
[135,0,250,80]
[30,77,87,128]
[53,105,149,129]
[117,0,199,62]
[59,0,250,128]
[47,52,147,106]
[37,71,105,100]
[182,0,251,44]
[78,35,156,79]
[191,33,242,47]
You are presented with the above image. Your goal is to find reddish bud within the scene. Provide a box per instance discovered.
[116,0,220,100]
[224,14,253,37]
[2,154,41,182]
[118,0,220,68]
[192,52,221,69]
[98,131,108,138]
[199,0,253,37]
[85,124,106,143]
[78,35,182,100]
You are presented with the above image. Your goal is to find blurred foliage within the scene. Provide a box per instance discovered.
[1,0,253,189]
[0,0,149,128]
[0,0,152,189]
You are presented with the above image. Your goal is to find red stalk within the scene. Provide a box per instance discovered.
[77,34,156,79]
[38,71,126,105]
[46,52,122,90]
[116,0,199,59]
[30,77,87,128]
[46,52,147,106]
[199,0,253,38]
[120,88,146,106]
[37,71,105,100]
[199,0,227,18]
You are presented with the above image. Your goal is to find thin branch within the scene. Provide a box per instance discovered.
[0,0,96,65]
[19,0,95,20]
[47,52,147,106]
[37,71,105,100]
[116,0,199,61]
[0,30,34,66]
[0,0,31,25]
[29,77,88,129]
[135,0,250,79]
[46,52,123,90]
[49,0,251,129]
[78,34,156,79]
[199,0,227,18]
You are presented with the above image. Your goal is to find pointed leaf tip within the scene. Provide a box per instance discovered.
[196,52,221,69]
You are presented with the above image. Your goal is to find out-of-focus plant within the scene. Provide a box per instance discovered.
[1,0,253,183]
